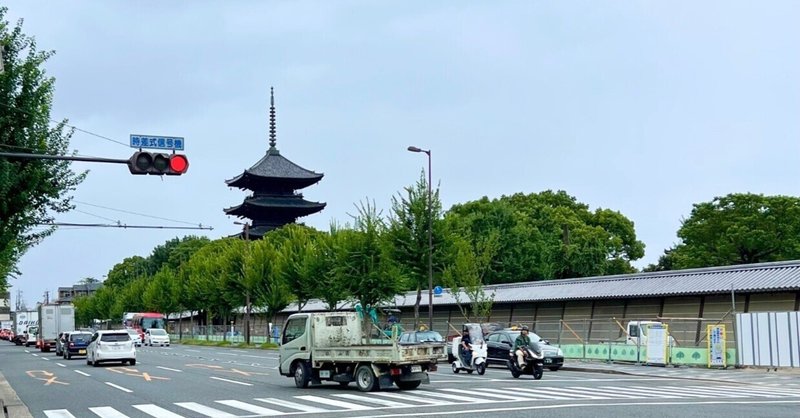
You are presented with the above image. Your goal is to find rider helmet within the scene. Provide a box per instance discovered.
[521,326,529,332]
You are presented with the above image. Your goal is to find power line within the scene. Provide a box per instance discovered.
[73,209,119,223]
[0,102,129,147]
[73,201,203,226]
[40,222,213,231]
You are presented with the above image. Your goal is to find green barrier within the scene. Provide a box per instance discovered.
[559,343,737,367]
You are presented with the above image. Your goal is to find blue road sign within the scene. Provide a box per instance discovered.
[130,134,185,151]
[433,286,443,295]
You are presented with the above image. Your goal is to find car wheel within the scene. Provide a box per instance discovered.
[548,366,561,372]
[92,354,99,367]
[293,361,310,389]
[129,359,136,366]
[396,380,421,390]
[355,365,377,392]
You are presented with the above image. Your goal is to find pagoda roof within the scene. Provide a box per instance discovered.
[225,147,323,189]
[224,195,326,218]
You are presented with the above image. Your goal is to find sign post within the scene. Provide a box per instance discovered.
[708,324,727,368]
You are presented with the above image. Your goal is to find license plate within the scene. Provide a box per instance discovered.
[544,358,552,364]
[411,366,422,373]
[79,349,86,354]
[319,370,331,378]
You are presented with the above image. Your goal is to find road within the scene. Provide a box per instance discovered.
[1,342,799,418]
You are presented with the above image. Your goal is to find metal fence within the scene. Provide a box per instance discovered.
[171,324,281,344]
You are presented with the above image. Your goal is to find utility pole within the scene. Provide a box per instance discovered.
[235,221,252,345]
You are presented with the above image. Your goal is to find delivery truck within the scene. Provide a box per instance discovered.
[279,312,444,392]
[12,310,38,346]
[37,303,75,352]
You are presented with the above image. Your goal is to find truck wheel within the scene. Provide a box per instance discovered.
[396,380,421,390]
[293,362,310,388]
[355,365,377,392]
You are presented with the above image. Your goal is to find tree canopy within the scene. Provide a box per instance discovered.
[0,9,86,291]
[646,193,800,271]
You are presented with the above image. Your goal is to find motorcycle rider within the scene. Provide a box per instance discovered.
[514,326,532,367]
[460,326,473,365]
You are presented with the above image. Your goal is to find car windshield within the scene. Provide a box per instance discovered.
[126,329,139,335]
[70,333,91,342]
[415,331,443,342]
[149,329,167,336]
[100,333,130,342]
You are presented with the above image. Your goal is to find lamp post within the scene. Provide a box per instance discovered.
[234,221,251,344]
[407,145,433,331]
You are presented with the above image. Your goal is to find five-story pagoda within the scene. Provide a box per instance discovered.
[224,89,326,239]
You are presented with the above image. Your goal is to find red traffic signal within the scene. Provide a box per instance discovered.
[128,152,189,175]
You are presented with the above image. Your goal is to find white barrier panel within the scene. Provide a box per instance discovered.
[736,311,800,368]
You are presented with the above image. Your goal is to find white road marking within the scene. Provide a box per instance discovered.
[44,410,77,418]
[43,357,50,361]
[508,386,604,400]
[104,382,133,393]
[295,395,373,410]
[157,366,183,372]
[215,400,282,415]
[133,404,187,418]
[89,406,130,418]
[255,397,329,412]
[184,349,202,352]
[209,376,252,386]
[439,388,526,401]
[175,402,238,417]
[74,370,91,377]
[32,353,39,357]
[334,393,411,407]
[56,363,66,367]
[369,391,452,405]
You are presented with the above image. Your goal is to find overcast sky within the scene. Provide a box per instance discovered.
[4,1,799,309]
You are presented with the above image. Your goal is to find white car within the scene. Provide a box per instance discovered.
[126,328,142,346]
[87,330,136,366]
[144,328,171,346]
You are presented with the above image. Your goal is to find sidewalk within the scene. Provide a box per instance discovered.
[0,371,33,418]
[562,359,800,385]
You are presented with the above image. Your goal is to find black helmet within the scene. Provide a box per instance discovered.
[462,325,469,332]
[521,326,529,332]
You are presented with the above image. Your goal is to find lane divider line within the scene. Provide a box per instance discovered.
[209,376,252,386]
[104,382,133,393]
[74,370,90,377]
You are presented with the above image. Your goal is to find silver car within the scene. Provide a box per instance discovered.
[126,328,142,346]
[86,330,136,366]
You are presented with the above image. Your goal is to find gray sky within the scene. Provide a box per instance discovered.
[5,1,799,308]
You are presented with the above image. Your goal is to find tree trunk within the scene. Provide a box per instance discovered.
[245,292,251,345]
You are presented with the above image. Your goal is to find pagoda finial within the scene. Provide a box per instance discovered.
[269,87,277,149]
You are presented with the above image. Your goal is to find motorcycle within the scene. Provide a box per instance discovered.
[508,344,544,380]
[451,323,488,375]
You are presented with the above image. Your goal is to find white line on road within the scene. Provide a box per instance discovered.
[56,363,66,367]
[133,404,186,418]
[346,400,800,418]
[175,402,238,417]
[32,353,39,357]
[43,409,77,418]
[156,366,183,372]
[43,357,50,360]
[184,349,202,352]
[104,382,133,393]
[74,370,90,377]
[88,406,129,418]
[215,400,283,416]
[210,376,252,386]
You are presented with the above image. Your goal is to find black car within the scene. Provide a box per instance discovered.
[63,331,92,359]
[485,329,565,371]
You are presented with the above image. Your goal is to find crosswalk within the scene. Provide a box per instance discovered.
[43,384,800,417]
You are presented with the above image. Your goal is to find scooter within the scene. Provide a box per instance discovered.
[508,344,544,380]
[451,324,488,375]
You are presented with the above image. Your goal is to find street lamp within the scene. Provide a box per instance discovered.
[234,221,251,344]
[407,145,433,331]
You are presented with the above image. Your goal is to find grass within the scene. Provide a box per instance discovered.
[176,338,278,350]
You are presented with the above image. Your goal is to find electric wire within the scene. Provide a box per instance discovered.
[0,102,129,147]
[73,200,201,226]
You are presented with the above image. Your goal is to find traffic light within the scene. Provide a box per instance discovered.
[128,152,189,175]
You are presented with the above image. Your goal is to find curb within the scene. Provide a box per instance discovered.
[560,364,753,385]
[0,372,33,418]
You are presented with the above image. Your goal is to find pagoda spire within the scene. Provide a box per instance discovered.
[269,87,277,149]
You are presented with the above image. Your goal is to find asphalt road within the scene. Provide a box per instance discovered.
[1,341,799,418]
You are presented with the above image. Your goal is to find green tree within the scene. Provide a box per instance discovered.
[441,232,499,322]
[335,201,405,337]
[652,193,800,270]
[0,9,86,290]
[104,256,149,289]
[142,266,179,318]
[182,239,236,336]
[308,225,349,310]
[387,171,446,327]
[268,224,321,311]
[245,237,291,342]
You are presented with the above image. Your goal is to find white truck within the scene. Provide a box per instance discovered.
[279,312,445,392]
[625,320,676,347]
[12,310,39,346]
[37,303,75,352]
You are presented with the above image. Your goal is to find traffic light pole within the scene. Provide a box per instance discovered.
[0,151,129,164]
